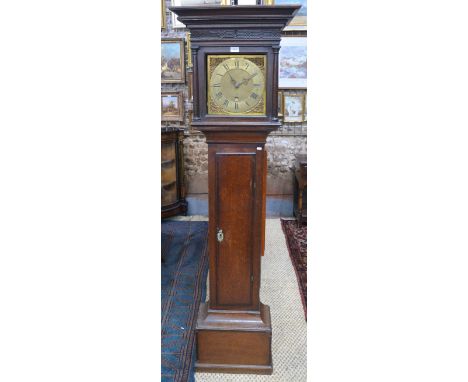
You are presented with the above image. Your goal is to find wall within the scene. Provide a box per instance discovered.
[162,1,307,216]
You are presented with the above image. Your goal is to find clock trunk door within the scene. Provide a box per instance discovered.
[212,147,260,309]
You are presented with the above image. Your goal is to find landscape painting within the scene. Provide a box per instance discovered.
[279,37,307,88]
[161,39,185,83]
[274,0,307,30]
[161,92,184,121]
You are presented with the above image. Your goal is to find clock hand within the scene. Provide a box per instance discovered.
[228,72,237,87]
[235,72,258,88]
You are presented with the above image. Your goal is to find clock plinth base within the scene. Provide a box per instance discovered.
[195,362,273,375]
[195,302,273,375]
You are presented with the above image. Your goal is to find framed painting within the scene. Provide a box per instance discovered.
[273,0,306,30]
[171,0,222,28]
[283,93,305,123]
[278,90,284,117]
[161,92,184,121]
[279,37,307,89]
[161,39,185,84]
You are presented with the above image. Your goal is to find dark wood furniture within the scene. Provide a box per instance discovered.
[161,127,187,218]
[170,5,299,375]
[294,154,307,225]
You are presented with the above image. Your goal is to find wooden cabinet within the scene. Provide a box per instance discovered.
[161,128,187,218]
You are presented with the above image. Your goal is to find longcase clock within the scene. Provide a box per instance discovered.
[170,5,299,375]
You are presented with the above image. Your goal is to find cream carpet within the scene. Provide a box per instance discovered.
[195,218,307,382]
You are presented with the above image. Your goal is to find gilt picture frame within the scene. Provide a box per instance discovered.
[161,39,185,84]
[283,93,305,123]
[278,90,284,117]
[161,92,184,121]
[304,92,307,122]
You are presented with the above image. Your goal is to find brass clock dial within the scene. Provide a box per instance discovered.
[207,55,266,116]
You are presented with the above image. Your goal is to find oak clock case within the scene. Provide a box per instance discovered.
[170,5,299,376]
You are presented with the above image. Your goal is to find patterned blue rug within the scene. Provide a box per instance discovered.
[161,221,209,382]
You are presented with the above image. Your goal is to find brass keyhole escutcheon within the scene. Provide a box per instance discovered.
[217,228,224,243]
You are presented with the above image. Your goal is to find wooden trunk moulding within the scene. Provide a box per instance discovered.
[169,5,299,375]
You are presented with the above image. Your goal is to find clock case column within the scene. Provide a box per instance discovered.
[169,5,299,375]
